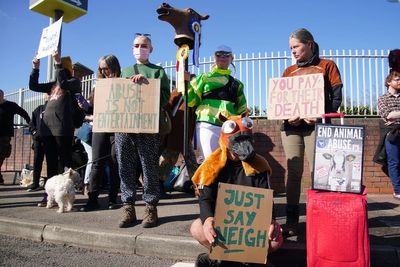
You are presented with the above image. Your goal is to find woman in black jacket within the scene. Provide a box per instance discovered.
[29,50,81,206]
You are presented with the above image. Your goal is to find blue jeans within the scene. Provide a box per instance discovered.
[385,136,400,194]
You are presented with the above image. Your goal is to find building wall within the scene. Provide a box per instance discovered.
[2,118,391,194]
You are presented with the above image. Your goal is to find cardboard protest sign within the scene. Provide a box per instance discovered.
[93,78,160,133]
[313,124,364,193]
[36,16,63,59]
[210,183,273,264]
[267,73,324,120]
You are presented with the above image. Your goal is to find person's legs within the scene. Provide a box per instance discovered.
[0,136,11,184]
[108,134,120,208]
[137,133,161,228]
[385,137,400,195]
[55,136,73,170]
[80,141,92,186]
[195,122,221,163]
[281,131,305,236]
[80,133,110,211]
[28,140,45,190]
[115,133,138,227]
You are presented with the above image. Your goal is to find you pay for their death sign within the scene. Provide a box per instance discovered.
[210,183,273,264]
[267,73,324,120]
[36,16,63,59]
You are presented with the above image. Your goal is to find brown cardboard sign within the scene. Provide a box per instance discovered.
[267,73,325,119]
[93,78,160,133]
[210,183,273,264]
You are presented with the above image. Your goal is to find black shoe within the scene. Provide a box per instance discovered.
[195,253,219,267]
[80,200,99,212]
[27,185,42,192]
[108,201,119,210]
[0,175,4,185]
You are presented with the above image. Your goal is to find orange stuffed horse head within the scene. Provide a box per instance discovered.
[218,111,256,162]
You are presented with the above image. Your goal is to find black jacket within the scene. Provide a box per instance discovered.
[0,101,30,137]
[29,64,80,136]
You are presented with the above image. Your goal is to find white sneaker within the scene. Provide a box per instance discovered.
[393,193,400,200]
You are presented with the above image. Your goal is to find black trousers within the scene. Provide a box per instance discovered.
[43,135,73,179]
[32,139,45,186]
[89,132,120,202]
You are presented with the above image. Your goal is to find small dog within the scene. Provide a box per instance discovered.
[20,169,33,187]
[45,168,81,213]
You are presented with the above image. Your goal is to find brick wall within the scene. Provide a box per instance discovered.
[2,118,392,194]
[251,117,391,194]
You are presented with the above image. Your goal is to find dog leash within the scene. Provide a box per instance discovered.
[63,154,112,175]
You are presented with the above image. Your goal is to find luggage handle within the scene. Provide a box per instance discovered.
[321,112,345,124]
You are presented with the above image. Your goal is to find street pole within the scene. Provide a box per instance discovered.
[46,9,63,81]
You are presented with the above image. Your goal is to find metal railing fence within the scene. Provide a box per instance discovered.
[5,49,391,121]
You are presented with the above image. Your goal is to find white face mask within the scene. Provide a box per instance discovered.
[133,47,150,62]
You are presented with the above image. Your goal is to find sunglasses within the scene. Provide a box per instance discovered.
[135,33,151,38]
[215,51,232,58]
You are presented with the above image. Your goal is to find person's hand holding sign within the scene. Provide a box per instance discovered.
[287,116,302,126]
[130,74,149,85]
[268,219,283,252]
[202,217,217,247]
[304,117,317,125]
[32,55,40,70]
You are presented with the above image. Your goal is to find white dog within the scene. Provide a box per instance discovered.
[45,168,81,213]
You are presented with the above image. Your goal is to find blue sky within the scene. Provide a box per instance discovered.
[1,0,399,93]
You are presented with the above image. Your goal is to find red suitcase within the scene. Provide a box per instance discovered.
[306,188,370,267]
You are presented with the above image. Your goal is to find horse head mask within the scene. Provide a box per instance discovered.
[156,2,209,49]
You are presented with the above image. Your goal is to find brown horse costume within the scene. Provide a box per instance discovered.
[192,112,272,187]
[156,2,209,49]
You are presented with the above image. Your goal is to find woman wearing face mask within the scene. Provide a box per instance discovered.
[187,45,247,163]
[115,34,170,229]
[280,28,343,237]
[80,55,122,212]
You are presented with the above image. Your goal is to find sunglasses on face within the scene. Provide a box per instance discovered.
[135,33,151,38]
[215,51,232,58]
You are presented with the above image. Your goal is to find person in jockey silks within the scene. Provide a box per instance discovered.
[187,45,247,163]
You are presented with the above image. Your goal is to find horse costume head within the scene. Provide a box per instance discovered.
[219,112,256,162]
[156,2,209,49]
[192,112,271,187]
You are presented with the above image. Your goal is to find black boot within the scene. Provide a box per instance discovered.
[283,204,299,237]
[80,192,99,212]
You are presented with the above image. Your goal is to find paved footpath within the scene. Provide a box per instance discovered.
[0,173,399,266]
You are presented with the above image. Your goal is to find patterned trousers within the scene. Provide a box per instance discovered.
[115,133,161,206]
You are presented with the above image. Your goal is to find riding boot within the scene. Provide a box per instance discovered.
[283,204,299,237]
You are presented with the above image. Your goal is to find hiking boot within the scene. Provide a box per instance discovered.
[195,253,219,267]
[119,204,137,228]
[283,204,299,237]
[142,204,158,228]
